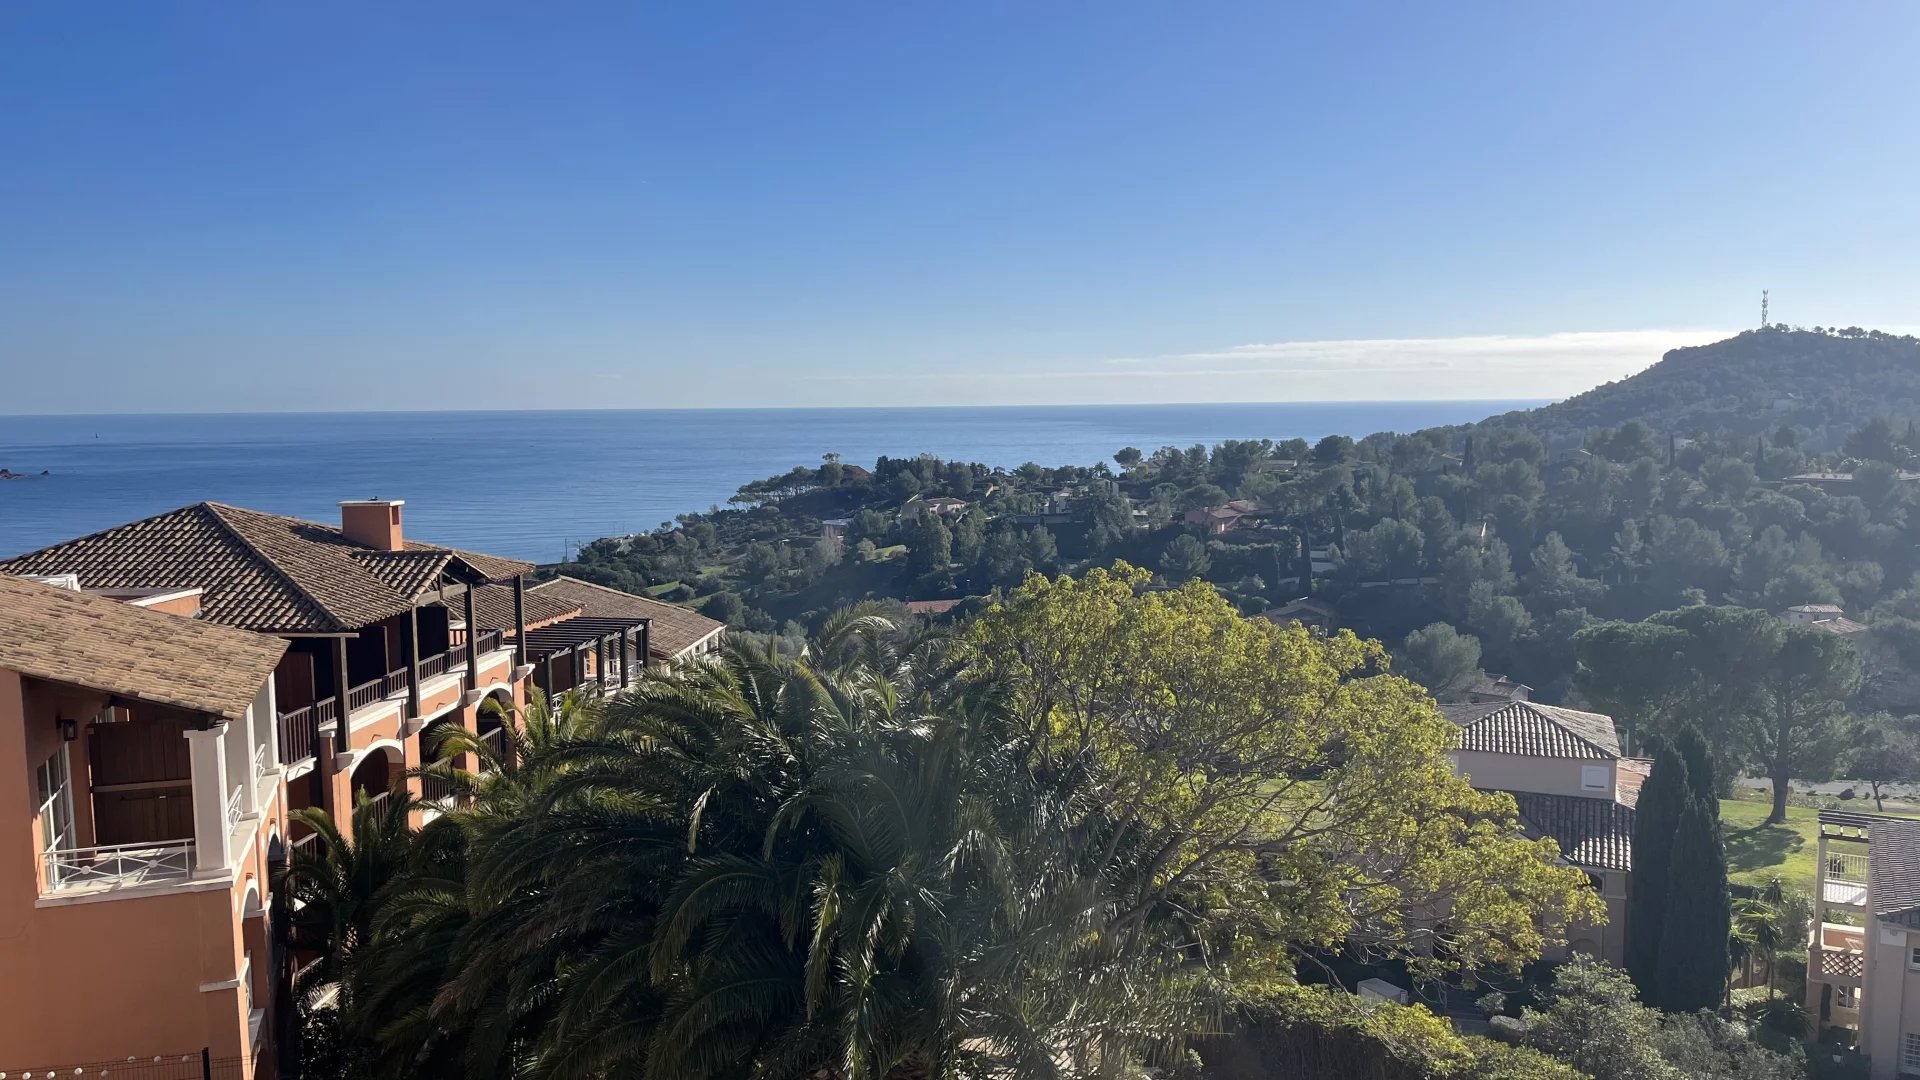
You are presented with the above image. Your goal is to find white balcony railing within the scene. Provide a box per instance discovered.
[227,784,244,829]
[44,839,195,890]
[254,740,269,778]
[1825,851,1870,884]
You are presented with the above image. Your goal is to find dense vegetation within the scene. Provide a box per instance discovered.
[1468,326,1920,451]
[566,331,1920,723]
[287,573,1609,1078]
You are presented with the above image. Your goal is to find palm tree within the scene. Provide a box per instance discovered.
[297,612,1216,1079]
[282,789,422,1070]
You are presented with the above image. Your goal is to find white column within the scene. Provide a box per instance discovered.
[186,723,234,874]
[257,681,277,767]
[222,708,252,818]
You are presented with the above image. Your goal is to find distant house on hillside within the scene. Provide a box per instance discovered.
[1783,603,1869,636]
[820,518,853,541]
[1259,596,1336,631]
[1439,699,1634,966]
[905,598,964,616]
[906,495,969,519]
[1445,673,1533,705]
[1184,504,1249,535]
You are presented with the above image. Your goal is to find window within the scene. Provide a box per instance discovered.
[1836,986,1859,1010]
[1909,945,1920,970]
[35,747,73,856]
[1904,1031,1920,1072]
[1580,765,1609,792]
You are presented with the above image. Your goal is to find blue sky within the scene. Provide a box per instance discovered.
[1,2,1915,412]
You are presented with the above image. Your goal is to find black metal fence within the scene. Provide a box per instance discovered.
[0,1050,248,1079]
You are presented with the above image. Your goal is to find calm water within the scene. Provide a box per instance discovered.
[0,403,1538,562]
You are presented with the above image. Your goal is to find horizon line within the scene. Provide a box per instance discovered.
[0,397,1557,421]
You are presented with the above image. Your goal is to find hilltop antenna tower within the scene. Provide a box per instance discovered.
[1760,290,1770,328]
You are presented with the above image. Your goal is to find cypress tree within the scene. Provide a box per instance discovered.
[1626,744,1689,999]
[1654,795,1732,1012]
[1673,726,1720,814]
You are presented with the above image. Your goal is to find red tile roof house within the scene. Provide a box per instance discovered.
[0,501,656,845]
[1438,699,1637,967]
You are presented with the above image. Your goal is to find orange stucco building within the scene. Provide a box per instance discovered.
[0,574,289,1074]
[0,499,681,1075]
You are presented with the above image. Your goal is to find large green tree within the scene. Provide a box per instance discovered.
[1748,625,1861,822]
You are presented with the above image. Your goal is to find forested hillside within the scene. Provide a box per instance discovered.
[557,328,1920,709]
[1473,326,1920,450]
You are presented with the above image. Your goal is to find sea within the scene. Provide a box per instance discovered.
[0,402,1541,563]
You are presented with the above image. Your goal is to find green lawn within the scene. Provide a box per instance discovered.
[1719,800,1822,895]
[1719,798,1920,896]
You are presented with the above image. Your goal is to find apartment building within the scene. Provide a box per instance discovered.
[0,573,288,1073]
[1438,699,1637,965]
[0,500,655,840]
[1806,810,1920,1077]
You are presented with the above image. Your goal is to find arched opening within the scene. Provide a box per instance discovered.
[477,689,515,770]
[349,745,403,810]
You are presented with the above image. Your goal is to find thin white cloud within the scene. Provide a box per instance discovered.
[785,328,1751,406]
[1105,329,1734,373]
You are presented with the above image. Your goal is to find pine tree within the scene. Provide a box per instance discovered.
[1626,743,1689,999]
[1654,795,1732,1013]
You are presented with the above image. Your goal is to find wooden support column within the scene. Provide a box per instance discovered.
[542,651,555,698]
[595,635,607,688]
[405,607,422,719]
[333,636,351,753]
[619,627,631,687]
[512,575,528,666]
[572,640,586,693]
[463,587,480,691]
[639,621,651,672]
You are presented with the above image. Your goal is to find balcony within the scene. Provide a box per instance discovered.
[1821,851,1870,907]
[277,632,520,757]
[45,839,195,891]
[1814,947,1867,984]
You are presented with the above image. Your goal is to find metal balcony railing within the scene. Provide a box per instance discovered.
[277,700,324,763]
[253,740,268,778]
[44,839,195,890]
[481,726,506,767]
[475,629,504,655]
[226,784,245,829]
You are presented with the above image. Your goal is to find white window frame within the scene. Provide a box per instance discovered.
[1909,945,1920,971]
[1903,1030,1920,1072]
[36,746,74,857]
[1580,764,1609,792]
[1836,986,1859,1010]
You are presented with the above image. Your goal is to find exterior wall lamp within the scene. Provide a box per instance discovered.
[56,716,78,741]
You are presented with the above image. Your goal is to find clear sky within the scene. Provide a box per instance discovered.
[1,2,1915,413]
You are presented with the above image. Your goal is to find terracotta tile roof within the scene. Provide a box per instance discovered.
[466,583,581,632]
[1615,758,1652,809]
[905,598,964,615]
[1504,791,1635,872]
[1439,700,1622,760]
[1871,818,1920,921]
[0,502,532,635]
[0,574,286,720]
[529,576,726,658]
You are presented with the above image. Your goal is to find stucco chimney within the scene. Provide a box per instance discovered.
[340,499,406,551]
